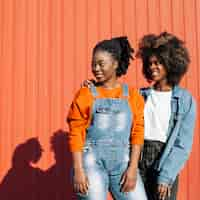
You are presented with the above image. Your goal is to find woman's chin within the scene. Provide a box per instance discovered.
[95,78,105,84]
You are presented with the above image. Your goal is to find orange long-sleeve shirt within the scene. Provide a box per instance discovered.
[67,86,144,152]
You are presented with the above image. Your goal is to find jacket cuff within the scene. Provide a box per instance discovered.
[157,174,173,185]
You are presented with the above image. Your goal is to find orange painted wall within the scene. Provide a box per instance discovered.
[0,0,199,199]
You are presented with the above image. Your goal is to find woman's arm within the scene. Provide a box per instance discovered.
[121,89,145,192]
[72,152,89,194]
[67,87,92,151]
[157,93,196,185]
[120,144,142,192]
[67,87,93,194]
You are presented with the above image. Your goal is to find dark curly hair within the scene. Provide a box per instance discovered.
[93,36,134,77]
[137,32,190,86]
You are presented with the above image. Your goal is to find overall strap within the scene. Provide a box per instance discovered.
[89,85,98,97]
[122,84,129,97]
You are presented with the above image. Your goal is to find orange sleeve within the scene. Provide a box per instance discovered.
[67,87,93,152]
[129,88,144,145]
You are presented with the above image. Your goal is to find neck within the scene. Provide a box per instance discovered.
[153,81,172,91]
[97,78,120,89]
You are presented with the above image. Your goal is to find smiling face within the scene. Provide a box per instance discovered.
[92,50,118,85]
[148,55,168,84]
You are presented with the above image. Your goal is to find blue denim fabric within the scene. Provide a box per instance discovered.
[77,84,147,200]
[140,85,196,185]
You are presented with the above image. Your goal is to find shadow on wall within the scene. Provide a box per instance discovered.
[43,129,75,200]
[0,130,75,200]
[0,137,44,200]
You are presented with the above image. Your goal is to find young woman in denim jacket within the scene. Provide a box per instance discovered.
[67,37,147,200]
[137,32,196,200]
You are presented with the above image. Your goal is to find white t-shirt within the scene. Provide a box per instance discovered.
[144,88,172,143]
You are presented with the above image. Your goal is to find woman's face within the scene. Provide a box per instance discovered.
[148,55,168,83]
[92,50,118,83]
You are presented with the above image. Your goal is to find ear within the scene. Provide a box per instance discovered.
[113,60,118,70]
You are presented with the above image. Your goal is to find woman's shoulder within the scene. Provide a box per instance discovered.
[127,85,145,101]
[174,86,194,100]
[138,86,151,93]
[174,86,196,112]
[73,87,93,103]
[75,87,91,97]
[127,85,138,95]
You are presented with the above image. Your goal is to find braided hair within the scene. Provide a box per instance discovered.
[93,36,134,77]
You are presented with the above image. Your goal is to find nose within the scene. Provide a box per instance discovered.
[92,64,101,72]
[149,63,156,70]
[149,61,159,70]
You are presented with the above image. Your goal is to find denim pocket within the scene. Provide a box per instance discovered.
[95,104,122,114]
[174,113,184,121]
[93,113,110,130]
[83,147,98,169]
[174,138,185,149]
[113,147,130,166]
[76,192,88,198]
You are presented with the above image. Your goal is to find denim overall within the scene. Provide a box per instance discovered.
[77,84,147,200]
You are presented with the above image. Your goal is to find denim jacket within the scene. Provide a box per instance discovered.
[140,85,196,185]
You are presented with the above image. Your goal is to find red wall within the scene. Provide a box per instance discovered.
[0,0,199,199]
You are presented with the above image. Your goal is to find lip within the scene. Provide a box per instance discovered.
[94,73,104,78]
[151,71,159,76]
[150,69,160,75]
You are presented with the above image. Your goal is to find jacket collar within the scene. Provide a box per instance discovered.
[143,85,182,99]
[171,85,183,98]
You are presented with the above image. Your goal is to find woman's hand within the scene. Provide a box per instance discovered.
[73,168,89,195]
[157,183,171,200]
[120,167,137,193]
[81,79,95,88]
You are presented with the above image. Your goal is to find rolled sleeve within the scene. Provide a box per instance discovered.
[67,88,93,152]
[158,94,196,184]
[129,89,145,145]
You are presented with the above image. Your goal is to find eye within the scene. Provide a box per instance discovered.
[97,61,106,68]
[91,61,105,70]
[99,62,105,67]
[149,60,160,66]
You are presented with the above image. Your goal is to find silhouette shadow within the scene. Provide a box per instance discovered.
[43,129,75,200]
[0,138,44,200]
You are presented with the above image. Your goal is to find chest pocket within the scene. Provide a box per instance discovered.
[171,98,185,121]
[96,106,121,114]
[93,105,128,131]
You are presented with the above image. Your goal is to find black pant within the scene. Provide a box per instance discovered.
[139,140,179,200]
